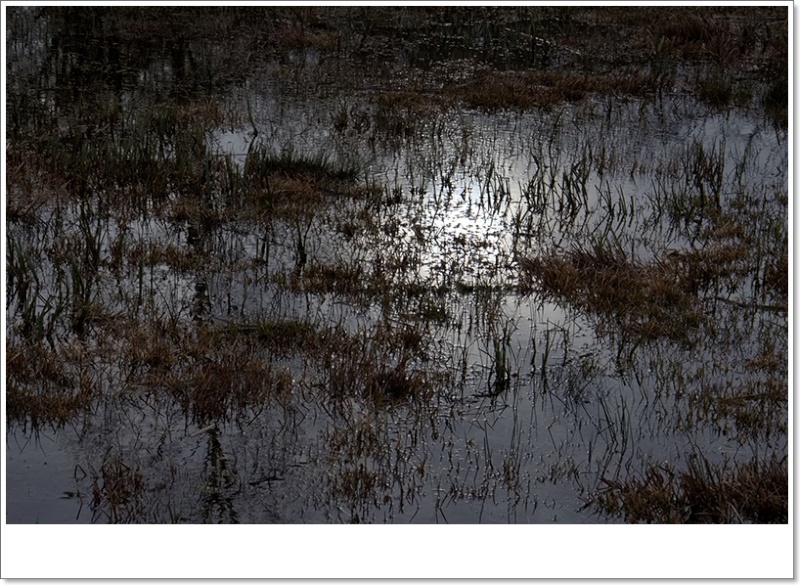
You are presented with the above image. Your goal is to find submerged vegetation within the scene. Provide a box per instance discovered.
[5,6,788,524]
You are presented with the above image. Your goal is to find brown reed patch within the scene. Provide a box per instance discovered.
[518,244,704,341]
[592,454,787,523]
[455,69,660,111]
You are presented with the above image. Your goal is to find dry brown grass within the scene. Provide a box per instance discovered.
[126,240,208,273]
[139,324,304,422]
[366,362,430,407]
[693,75,734,108]
[762,248,788,302]
[593,455,787,523]
[671,240,750,295]
[585,6,783,64]
[91,458,147,523]
[371,90,452,136]
[6,342,98,427]
[6,384,96,429]
[283,261,368,296]
[518,244,704,341]
[316,321,437,409]
[715,377,788,438]
[455,70,659,111]
[167,359,293,423]
[517,218,779,342]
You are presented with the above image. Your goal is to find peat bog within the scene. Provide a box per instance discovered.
[5,6,788,523]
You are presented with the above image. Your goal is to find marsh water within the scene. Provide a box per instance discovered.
[5,7,788,523]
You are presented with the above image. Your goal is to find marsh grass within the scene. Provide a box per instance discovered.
[693,74,734,109]
[286,261,367,296]
[480,321,513,396]
[90,458,147,524]
[244,147,359,186]
[5,6,787,524]
[592,454,788,523]
[518,243,705,341]
[218,317,324,356]
[6,380,96,430]
[456,70,661,111]
[153,335,296,423]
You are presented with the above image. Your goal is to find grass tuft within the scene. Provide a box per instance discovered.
[518,243,704,341]
[591,454,787,523]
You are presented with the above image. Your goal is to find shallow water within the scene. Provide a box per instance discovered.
[5,7,788,524]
